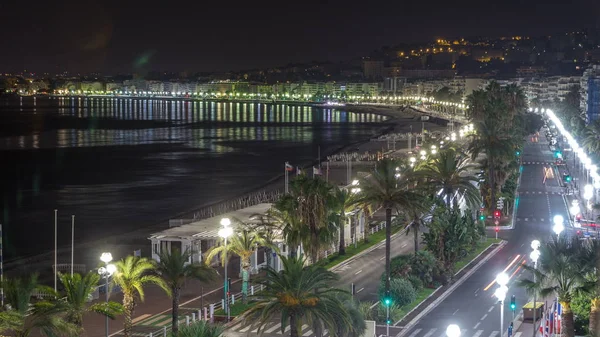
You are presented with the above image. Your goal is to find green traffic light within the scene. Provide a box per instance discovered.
[384,298,391,306]
[479,215,485,221]
[516,151,520,156]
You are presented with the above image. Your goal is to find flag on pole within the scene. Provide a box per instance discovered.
[549,307,554,335]
[544,312,550,337]
[313,167,322,176]
[556,301,562,334]
[539,311,545,337]
[285,163,293,171]
[296,167,302,175]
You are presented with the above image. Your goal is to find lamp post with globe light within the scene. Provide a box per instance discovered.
[446,324,461,337]
[218,218,234,322]
[98,252,116,337]
[570,201,580,227]
[584,184,594,218]
[530,240,541,337]
[495,272,509,336]
[553,215,564,239]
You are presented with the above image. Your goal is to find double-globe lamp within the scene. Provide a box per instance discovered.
[98,252,116,337]
[530,240,541,337]
[553,215,564,238]
[218,218,234,322]
[494,272,509,336]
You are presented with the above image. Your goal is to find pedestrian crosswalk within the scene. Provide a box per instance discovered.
[403,328,522,337]
[522,161,554,165]
[227,321,330,336]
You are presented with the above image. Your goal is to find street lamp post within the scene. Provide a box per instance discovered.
[570,201,580,227]
[584,184,594,218]
[218,218,234,322]
[98,252,116,337]
[553,215,564,239]
[495,272,509,336]
[530,240,541,337]
[446,324,461,337]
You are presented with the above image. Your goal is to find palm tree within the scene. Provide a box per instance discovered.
[415,146,481,208]
[206,225,271,303]
[270,198,304,257]
[156,248,216,335]
[468,116,519,211]
[354,158,426,297]
[241,255,358,337]
[576,239,600,336]
[583,121,600,154]
[518,237,586,337]
[168,320,224,337]
[248,215,282,270]
[113,256,170,337]
[58,272,123,330]
[330,187,358,255]
[0,274,77,337]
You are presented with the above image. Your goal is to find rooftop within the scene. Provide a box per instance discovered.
[149,203,274,241]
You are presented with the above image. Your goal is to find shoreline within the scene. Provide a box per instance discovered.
[3,105,447,277]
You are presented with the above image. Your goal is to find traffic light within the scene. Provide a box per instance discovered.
[479,214,485,221]
[516,150,521,156]
[563,175,571,183]
[494,210,501,218]
[383,290,392,307]
[510,295,516,311]
[554,150,562,159]
[386,318,393,325]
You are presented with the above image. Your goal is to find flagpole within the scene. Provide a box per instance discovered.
[71,215,75,276]
[284,162,288,194]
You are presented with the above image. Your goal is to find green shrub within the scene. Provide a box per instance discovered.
[390,255,412,278]
[406,275,423,292]
[378,278,416,308]
[409,251,440,286]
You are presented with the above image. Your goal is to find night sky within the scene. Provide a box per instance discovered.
[1,0,599,74]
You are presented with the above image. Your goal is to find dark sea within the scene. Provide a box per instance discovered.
[0,96,391,262]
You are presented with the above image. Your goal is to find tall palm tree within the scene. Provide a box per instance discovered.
[58,272,123,330]
[206,225,272,303]
[168,320,224,337]
[468,116,519,211]
[277,175,335,264]
[0,274,77,337]
[354,158,426,297]
[113,256,170,337]
[518,237,586,337]
[241,255,359,337]
[270,198,304,257]
[156,248,216,335]
[583,121,600,154]
[248,215,282,270]
[576,239,600,336]
[415,146,481,208]
[330,187,358,255]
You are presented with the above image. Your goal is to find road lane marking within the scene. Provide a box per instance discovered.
[132,314,151,324]
[230,322,244,330]
[483,255,521,291]
[265,323,281,333]
[488,306,494,312]
[357,287,364,293]
[380,256,386,260]
[240,324,252,332]
[488,331,499,337]
[422,328,437,337]
[473,323,481,329]
[407,328,422,337]
[453,309,459,315]
[473,330,484,337]
[514,332,522,337]
[481,313,488,320]
[303,329,314,336]
[401,243,408,248]
[355,269,363,275]
[474,288,480,295]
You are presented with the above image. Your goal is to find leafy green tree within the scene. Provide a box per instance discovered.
[113,256,171,337]
[58,272,123,330]
[422,206,475,279]
[157,248,216,335]
[167,319,224,337]
[519,237,587,337]
[241,255,357,337]
[354,158,426,297]
[0,274,77,337]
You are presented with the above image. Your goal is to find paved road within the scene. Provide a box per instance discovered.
[399,133,572,337]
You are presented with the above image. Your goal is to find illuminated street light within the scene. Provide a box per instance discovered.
[98,252,116,337]
[219,218,234,322]
[446,324,461,337]
[553,215,564,238]
[494,285,508,336]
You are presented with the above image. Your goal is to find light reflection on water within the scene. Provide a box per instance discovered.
[0,97,390,261]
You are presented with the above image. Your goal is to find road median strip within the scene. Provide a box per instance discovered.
[395,238,506,336]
